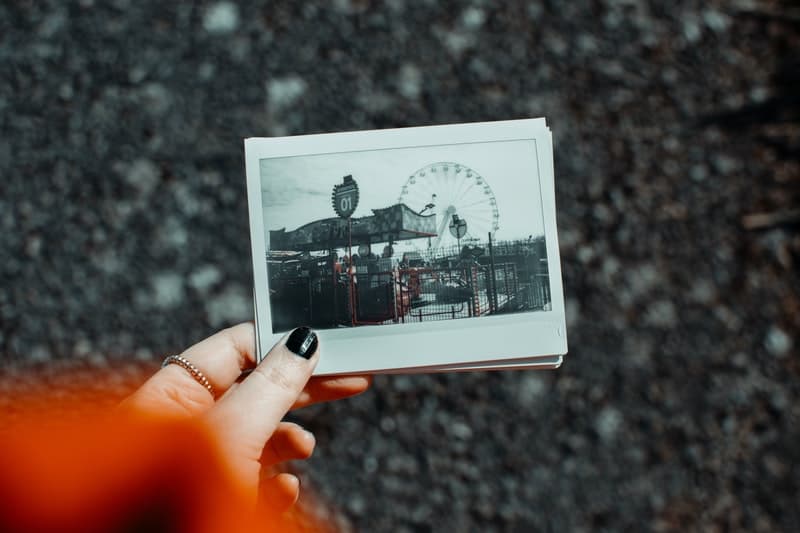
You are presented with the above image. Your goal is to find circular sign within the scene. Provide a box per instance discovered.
[449,215,467,239]
[332,175,360,219]
[358,243,371,257]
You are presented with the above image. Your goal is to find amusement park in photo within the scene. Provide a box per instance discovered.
[264,161,552,332]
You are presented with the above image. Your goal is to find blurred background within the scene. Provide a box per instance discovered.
[1,0,798,530]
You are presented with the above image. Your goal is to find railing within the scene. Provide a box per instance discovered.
[268,238,551,330]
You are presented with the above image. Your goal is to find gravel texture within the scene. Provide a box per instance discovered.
[1,1,799,531]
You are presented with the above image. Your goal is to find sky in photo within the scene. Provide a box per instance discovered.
[260,139,546,248]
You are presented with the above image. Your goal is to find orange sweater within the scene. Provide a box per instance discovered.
[0,402,333,532]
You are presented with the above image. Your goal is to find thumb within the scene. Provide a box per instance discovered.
[204,327,319,484]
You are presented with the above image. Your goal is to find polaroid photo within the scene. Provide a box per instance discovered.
[245,118,567,375]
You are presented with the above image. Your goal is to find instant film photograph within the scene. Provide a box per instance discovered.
[258,137,553,333]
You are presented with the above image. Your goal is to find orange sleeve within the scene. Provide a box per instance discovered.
[0,405,323,533]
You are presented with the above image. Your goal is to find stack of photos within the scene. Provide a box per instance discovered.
[245,118,567,375]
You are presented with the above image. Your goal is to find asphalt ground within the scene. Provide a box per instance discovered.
[1,1,798,531]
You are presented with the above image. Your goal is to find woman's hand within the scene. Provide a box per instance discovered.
[119,323,371,511]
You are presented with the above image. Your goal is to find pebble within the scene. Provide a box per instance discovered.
[332,0,368,15]
[629,264,661,298]
[189,265,223,294]
[576,245,596,263]
[267,76,308,113]
[702,9,730,33]
[204,284,252,327]
[460,7,486,30]
[346,495,367,515]
[203,2,240,34]
[151,272,185,309]
[363,455,378,474]
[140,83,172,116]
[73,339,92,358]
[682,18,702,43]
[689,278,716,304]
[397,64,422,100]
[441,30,475,57]
[712,154,738,175]
[450,422,473,440]
[595,406,623,442]
[379,416,396,433]
[29,344,51,362]
[121,158,160,196]
[134,348,153,362]
[765,326,792,358]
[516,373,548,407]
[690,164,708,181]
[750,86,770,104]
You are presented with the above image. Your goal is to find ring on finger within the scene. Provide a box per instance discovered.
[162,354,216,397]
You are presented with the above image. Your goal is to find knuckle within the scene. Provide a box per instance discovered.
[221,326,239,350]
[253,365,298,394]
[223,323,255,366]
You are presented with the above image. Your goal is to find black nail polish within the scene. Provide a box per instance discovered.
[286,326,318,359]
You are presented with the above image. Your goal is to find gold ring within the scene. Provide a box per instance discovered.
[161,355,216,397]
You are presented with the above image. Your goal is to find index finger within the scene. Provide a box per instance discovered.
[204,327,320,461]
[120,323,257,417]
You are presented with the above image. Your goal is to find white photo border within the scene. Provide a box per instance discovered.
[246,118,567,375]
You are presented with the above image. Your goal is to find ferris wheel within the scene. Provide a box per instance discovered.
[398,162,500,250]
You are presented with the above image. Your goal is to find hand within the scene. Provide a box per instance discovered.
[119,323,371,511]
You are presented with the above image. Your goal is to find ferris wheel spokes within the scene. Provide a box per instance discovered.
[398,162,500,250]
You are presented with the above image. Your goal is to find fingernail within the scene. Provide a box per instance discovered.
[286,326,318,359]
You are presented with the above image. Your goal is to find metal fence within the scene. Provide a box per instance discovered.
[268,237,552,330]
